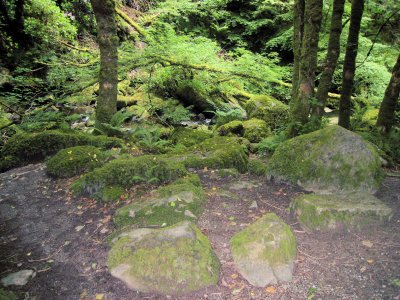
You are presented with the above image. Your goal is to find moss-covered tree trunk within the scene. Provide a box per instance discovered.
[312,0,345,118]
[338,0,364,129]
[90,0,118,124]
[376,54,400,133]
[289,0,323,136]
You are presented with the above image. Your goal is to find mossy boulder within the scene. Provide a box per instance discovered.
[181,136,249,173]
[114,174,205,228]
[267,125,384,193]
[0,130,123,172]
[290,192,393,231]
[170,127,213,147]
[46,146,110,178]
[244,95,289,129]
[108,221,220,295]
[247,159,268,176]
[217,118,271,143]
[230,213,297,287]
[72,155,187,198]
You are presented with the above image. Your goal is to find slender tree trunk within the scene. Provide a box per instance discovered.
[90,0,118,124]
[292,0,305,100]
[313,0,345,117]
[338,0,364,129]
[289,0,323,136]
[376,54,400,133]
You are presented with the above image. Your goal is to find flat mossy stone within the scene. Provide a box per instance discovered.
[0,130,123,172]
[46,146,109,178]
[114,174,205,228]
[290,192,393,231]
[170,127,213,147]
[108,221,220,296]
[244,95,289,129]
[230,213,297,287]
[217,119,271,143]
[267,125,384,193]
[72,155,187,197]
[95,186,126,203]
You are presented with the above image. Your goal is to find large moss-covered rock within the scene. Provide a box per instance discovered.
[46,146,109,178]
[181,136,249,173]
[290,192,393,231]
[217,118,271,143]
[230,213,296,287]
[114,174,205,228]
[170,127,213,147]
[108,221,220,295]
[244,95,289,129]
[0,130,123,172]
[267,126,384,193]
[72,155,187,198]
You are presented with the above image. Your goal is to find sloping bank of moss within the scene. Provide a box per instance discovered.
[0,130,123,172]
[71,155,187,201]
[266,125,384,193]
[114,174,205,228]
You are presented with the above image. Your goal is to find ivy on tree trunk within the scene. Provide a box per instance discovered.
[377,54,400,133]
[90,0,119,124]
[338,0,364,129]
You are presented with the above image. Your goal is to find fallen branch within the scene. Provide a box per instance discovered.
[116,7,148,38]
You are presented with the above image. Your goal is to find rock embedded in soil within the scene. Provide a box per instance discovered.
[267,125,384,193]
[108,221,220,296]
[290,192,393,231]
[230,213,297,287]
[1,270,35,287]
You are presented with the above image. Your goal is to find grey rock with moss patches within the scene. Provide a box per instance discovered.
[230,213,297,287]
[290,192,393,231]
[1,270,35,286]
[267,126,384,193]
[108,221,220,296]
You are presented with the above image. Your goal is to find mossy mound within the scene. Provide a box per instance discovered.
[361,108,379,127]
[247,159,268,176]
[114,174,205,228]
[46,146,109,178]
[72,155,187,198]
[170,127,213,147]
[267,125,384,193]
[0,289,16,300]
[0,130,123,172]
[181,136,249,173]
[217,118,271,143]
[108,221,220,295]
[244,95,289,129]
[290,192,393,231]
[230,213,297,287]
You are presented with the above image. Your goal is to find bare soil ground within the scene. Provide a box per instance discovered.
[0,164,399,300]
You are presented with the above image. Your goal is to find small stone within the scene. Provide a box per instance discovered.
[1,269,35,286]
[75,225,85,232]
[249,201,258,209]
[229,181,258,191]
[184,210,197,219]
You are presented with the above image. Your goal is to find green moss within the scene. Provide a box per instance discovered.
[247,159,268,176]
[267,125,384,193]
[0,289,16,300]
[215,168,239,178]
[73,155,187,197]
[217,121,244,137]
[95,185,126,203]
[244,95,289,129]
[290,193,393,231]
[217,119,271,143]
[107,222,220,295]
[0,130,123,172]
[170,127,213,147]
[114,174,205,228]
[46,146,109,178]
[361,108,379,127]
[230,213,296,266]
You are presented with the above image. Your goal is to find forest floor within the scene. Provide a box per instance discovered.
[0,164,399,300]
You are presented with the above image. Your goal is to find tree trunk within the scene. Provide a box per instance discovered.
[313,0,345,118]
[289,0,323,136]
[90,0,118,124]
[376,54,400,132]
[338,0,364,129]
[292,0,305,101]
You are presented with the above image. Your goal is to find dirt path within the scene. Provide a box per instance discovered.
[0,164,399,299]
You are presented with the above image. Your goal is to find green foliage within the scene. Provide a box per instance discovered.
[130,125,172,153]
[170,127,213,147]
[0,289,16,300]
[257,131,288,155]
[214,108,246,126]
[46,146,109,178]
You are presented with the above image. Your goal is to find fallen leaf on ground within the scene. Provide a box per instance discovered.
[362,240,373,248]
[95,294,104,300]
[231,273,238,279]
[367,259,374,264]
[265,286,277,294]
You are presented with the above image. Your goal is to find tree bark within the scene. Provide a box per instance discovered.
[313,0,345,117]
[90,0,119,124]
[376,54,400,132]
[292,0,305,101]
[289,0,323,136]
[338,0,364,129]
